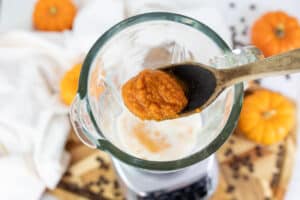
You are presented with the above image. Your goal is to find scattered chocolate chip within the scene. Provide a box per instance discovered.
[115,192,121,197]
[230,161,240,172]
[254,79,261,84]
[225,148,233,156]
[230,27,247,48]
[96,156,102,161]
[243,175,249,180]
[226,185,235,193]
[64,171,72,177]
[244,89,254,96]
[270,173,280,188]
[229,139,235,144]
[229,2,235,8]
[248,163,254,173]
[230,26,236,32]
[276,158,282,169]
[245,155,251,161]
[279,144,284,150]
[98,176,110,185]
[114,180,120,189]
[84,182,95,188]
[255,146,262,151]
[96,157,110,170]
[240,17,245,23]
[233,172,239,179]
[265,197,271,200]
[58,181,111,200]
[249,4,256,10]
[255,146,263,157]
[277,147,285,156]
[242,27,248,36]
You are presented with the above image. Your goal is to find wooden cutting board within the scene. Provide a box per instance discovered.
[210,128,296,200]
[49,131,125,200]
[50,86,297,200]
[49,127,296,200]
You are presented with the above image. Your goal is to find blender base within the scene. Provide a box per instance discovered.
[113,155,218,200]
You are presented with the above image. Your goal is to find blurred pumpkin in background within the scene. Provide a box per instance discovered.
[60,63,82,105]
[33,0,77,31]
[238,89,295,145]
[251,11,300,57]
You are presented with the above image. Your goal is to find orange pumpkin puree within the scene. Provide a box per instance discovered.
[122,69,188,121]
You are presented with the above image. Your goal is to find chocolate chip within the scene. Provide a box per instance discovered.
[84,182,94,188]
[265,197,271,200]
[115,192,121,197]
[276,158,282,168]
[229,139,235,144]
[244,90,254,96]
[242,155,251,165]
[249,4,256,10]
[96,156,102,162]
[279,144,284,150]
[248,163,254,173]
[64,171,72,177]
[270,173,280,188]
[98,176,110,185]
[255,146,263,157]
[285,74,291,80]
[225,148,233,156]
[233,172,239,179]
[114,180,120,189]
[243,175,249,180]
[230,162,240,171]
[254,79,261,85]
[255,146,262,151]
[240,17,245,23]
[58,181,111,200]
[230,26,236,32]
[242,27,248,36]
[226,185,235,193]
[229,2,235,8]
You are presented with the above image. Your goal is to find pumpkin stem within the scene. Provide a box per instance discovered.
[49,6,58,15]
[262,110,276,119]
[274,24,285,38]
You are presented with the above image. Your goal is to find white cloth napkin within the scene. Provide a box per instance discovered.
[0,32,73,200]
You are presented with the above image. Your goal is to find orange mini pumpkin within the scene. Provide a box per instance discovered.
[33,0,77,31]
[251,11,300,57]
[60,63,81,105]
[238,89,295,145]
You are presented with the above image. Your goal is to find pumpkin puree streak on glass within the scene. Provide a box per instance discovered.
[133,124,170,153]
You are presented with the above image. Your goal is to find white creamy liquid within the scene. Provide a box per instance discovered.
[116,110,202,161]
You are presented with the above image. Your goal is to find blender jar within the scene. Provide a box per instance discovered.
[69,12,263,198]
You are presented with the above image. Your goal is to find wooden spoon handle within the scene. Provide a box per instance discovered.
[219,48,300,87]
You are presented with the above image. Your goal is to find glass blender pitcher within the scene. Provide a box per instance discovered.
[70,12,263,199]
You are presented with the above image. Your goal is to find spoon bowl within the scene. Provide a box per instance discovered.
[159,48,300,119]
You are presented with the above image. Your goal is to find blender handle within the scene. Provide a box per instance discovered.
[69,95,99,148]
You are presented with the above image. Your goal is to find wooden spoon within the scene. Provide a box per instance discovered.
[159,48,300,119]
